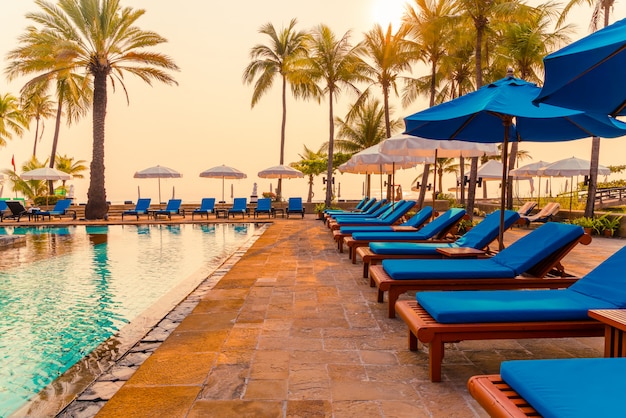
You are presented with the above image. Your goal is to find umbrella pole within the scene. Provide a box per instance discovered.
[498,122,511,252]
[222,177,225,202]
[432,149,438,213]
[158,177,162,204]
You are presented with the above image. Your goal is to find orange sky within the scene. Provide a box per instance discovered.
[1,1,624,204]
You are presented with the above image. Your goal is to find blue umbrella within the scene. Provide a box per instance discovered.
[403,76,626,248]
[534,17,626,116]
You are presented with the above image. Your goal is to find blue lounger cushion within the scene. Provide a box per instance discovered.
[382,222,583,280]
[370,210,519,255]
[333,201,413,225]
[416,289,615,323]
[501,358,626,418]
[351,208,466,241]
[338,206,432,234]
[415,243,626,323]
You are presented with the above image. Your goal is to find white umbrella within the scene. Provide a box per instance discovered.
[22,167,72,204]
[21,167,71,181]
[509,160,551,207]
[258,165,303,199]
[380,134,498,209]
[538,156,610,213]
[257,164,303,179]
[134,165,182,204]
[199,164,247,203]
[341,143,433,200]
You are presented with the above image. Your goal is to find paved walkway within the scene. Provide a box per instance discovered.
[49,216,617,418]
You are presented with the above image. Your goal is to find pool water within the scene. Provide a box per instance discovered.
[0,223,260,417]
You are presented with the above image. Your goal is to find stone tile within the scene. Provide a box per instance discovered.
[96,386,200,418]
[244,379,288,399]
[125,351,216,386]
[188,400,283,417]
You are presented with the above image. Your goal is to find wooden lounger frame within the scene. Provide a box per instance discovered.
[467,374,540,417]
[395,300,604,382]
[343,219,462,263]
[369,233,591,318]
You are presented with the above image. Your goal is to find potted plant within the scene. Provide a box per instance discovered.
[570,216,596,234]
[598,214,621,237]
[315,203,327,220]
[456,219,476,235]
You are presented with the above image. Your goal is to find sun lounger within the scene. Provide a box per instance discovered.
[36,199,77,220]
[516,201,537,216]
[357,210,520,278]
[343,208,467,263]
[468,357,626,417]
[191,198,215,220]
[394,241,626,381]
[286,197,305,218]
[324,196,370,215]
[371,222,590,318]
[121,198,151,220]
[326,201,393,228]
[254,198,274,218]
[2,201,31,222]
[151,199,185,219]
[228,198,248,218]
[324,199,385,223]
[0,201,8,221]
[329,200,415,234]
[333,206,433,253]
[520,201,560,226]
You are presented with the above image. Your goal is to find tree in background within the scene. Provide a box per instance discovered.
[20,93,55,157]
[55,153,88,190]
[6,0,179,219]
[243,18,310,202]
[300,25,370,208]
[0,92,28,148]
[290,145,328,202]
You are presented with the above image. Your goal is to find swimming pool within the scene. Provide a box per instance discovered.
[0,223,262,417]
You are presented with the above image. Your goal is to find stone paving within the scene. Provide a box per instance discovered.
[5,214,624,417]
[70,217,622,418]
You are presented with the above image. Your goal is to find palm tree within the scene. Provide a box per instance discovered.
[2,156,48,199]
[357,23,417,199]
[20,92,55,157]
[300,25,370,207]
[290,145,328,202]
[332,99,403,197]
[7,0,179,219]
[242,18,310,202]
[55,153,88,190]
[557,0,615,218]
[0,92,28,147]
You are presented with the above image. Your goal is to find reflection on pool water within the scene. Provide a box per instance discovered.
[0,223,259,417]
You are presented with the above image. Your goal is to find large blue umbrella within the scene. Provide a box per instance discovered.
[533,17,626,116]
[403,76,626,248]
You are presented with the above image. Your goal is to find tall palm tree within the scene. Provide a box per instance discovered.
[357,23,417,199]
[0,92,28,147]
[300,25,370,207]
[242,18,310,202]
[402,0,457,209]
[8,0,179,219]
[21,92,56,157]
[557,0,615,218]
[290,145,328,202]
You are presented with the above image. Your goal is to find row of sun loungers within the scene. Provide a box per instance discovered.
[321,198,623,415]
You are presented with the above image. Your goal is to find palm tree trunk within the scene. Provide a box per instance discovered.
[48,99,63,195]
[585,137,600,217]
[417,166,430,209]
[325,90,335,207]
[278,76,287,201]
[307,174,314,202]
[459,156,465,206]
[85,72,108,220]
[33,117,40,157]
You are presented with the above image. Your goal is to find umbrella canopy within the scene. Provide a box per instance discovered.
[538,156,610,177]
[538,156,611,213]
[380,133,498,158]
[477,160,507,180]
[402,76,626,249]
[508,160,551,177]
[199,164,247,202]
[257,164,303,179]
[533,17,626,116]
[21,167,71,181]
[134,165,182,204]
